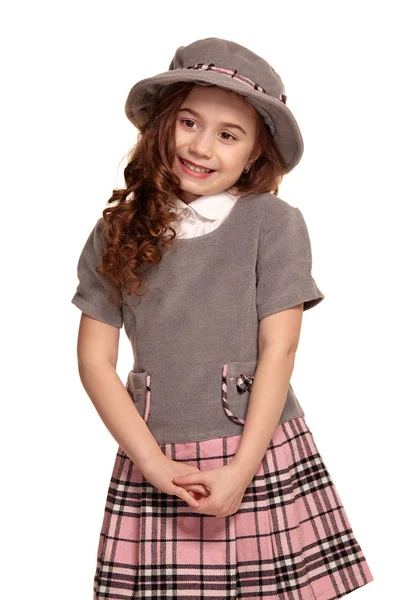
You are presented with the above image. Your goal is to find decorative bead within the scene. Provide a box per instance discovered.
[236,374,254,395]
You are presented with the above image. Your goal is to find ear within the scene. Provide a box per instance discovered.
[252,141,263,162]
[248,142,262,168]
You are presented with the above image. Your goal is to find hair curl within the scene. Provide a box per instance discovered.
[97,81,287,303]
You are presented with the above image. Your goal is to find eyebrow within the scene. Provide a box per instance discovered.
[178,107,248,135]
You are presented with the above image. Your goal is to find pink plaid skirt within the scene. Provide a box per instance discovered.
[93,416,373,599]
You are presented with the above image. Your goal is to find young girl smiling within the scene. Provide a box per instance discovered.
[72,37,374,599]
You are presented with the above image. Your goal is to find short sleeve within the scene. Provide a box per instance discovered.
[256,207,325,320]
[71,218,123,328]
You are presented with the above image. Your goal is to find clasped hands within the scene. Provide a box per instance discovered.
[143,454,253,518]
[173,464,251,518]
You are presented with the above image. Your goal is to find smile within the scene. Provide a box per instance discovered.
[178,157,216,175]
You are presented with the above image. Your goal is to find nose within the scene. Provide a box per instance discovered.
[188,130,214,158]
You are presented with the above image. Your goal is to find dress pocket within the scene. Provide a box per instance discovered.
[125,370,151,423]
[221,361,258,425]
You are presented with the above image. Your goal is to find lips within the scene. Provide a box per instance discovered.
[178,157,215,171]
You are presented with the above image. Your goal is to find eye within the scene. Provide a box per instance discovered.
[180,119,197,129]
[220,131,237,141]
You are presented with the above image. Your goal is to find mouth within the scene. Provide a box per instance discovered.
[178,156,216,174]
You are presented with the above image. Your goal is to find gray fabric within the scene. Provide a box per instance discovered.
[71,192,325,444]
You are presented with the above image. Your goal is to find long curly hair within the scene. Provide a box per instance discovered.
[98,81,287,303]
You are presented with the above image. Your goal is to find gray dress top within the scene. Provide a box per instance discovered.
[71,192,325,444]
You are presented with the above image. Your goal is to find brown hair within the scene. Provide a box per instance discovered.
[98,82,287,302]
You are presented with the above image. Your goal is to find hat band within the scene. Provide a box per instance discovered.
[184,63,285,135]
[185,63,287,103]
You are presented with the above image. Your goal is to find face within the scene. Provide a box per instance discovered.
[172,85,262,204]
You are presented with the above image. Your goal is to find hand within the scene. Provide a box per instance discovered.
[172,463,252,518]
[141,454,210,509]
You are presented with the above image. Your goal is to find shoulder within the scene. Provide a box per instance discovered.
[94,216,105,232]
[92,217,106,245]
[78,217,106,260]
[245,194,314,258]
[241,192,300,233]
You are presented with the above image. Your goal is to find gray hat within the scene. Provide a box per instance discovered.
[125,37,304,173]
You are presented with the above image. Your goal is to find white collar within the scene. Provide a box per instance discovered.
[169,190,239,221]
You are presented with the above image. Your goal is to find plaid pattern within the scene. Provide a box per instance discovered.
[184,63,288,107]
[93,416,373,599]
[185,63,268,94]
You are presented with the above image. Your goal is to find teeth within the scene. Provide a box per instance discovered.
[181,158,212,173]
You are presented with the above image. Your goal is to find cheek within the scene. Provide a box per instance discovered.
[222,154,245,171]
[174,122,189,145]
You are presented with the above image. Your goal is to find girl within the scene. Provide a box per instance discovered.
[71,37,374,599]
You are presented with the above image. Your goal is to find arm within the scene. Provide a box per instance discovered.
[75,313,210,508]
[172,304,303,517]
[75,313,165,471]
[229,303,304,486]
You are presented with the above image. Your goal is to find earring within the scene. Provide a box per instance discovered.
[243,165,250,173]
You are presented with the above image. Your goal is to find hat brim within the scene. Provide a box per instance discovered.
[125,69,303,172]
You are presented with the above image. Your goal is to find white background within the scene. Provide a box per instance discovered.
[1,1,397,597]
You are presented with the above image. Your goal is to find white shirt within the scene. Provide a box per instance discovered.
[167,190,239,239]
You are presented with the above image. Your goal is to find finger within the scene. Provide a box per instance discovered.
[173,473,203,484]
[179,483,210,497]
[174,485,200,509]
[186,487,209,502]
